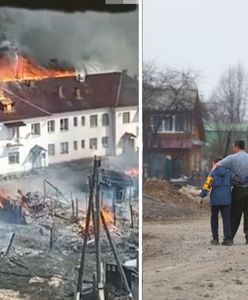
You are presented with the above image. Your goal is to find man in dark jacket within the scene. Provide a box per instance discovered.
[215,140,248,244]
[200,157,232,246]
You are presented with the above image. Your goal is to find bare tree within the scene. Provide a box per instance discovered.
[211,64,248,123]
[143,60,200,152]
[207,64,248,157]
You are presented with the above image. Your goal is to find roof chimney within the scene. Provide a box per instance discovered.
[75,87,82,100]
[77,73,85,82]
[58,86,64,98]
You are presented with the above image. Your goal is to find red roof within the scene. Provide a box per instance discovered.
[0,72,138,122]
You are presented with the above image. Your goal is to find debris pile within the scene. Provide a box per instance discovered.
[0,183,138,299]
[144,178,197,206]
[143,178,209,222]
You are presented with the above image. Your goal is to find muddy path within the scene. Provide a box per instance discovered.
[143,216,248,300]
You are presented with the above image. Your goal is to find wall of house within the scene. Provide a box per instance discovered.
[114,106,139,155]
[0,116,49,175]
[47,108,113,164]
[0,105,139,175]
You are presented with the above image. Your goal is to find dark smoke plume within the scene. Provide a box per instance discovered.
[0,8,138,74]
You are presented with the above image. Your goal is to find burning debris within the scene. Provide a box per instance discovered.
[0,158,139,299]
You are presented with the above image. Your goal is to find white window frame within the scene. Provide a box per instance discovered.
[102,113,110,126]
[48,144,55,156]
[81,116,85,126]
[73,117,78,127]
[48,120,55,133]
[8,152,20,164]
[60,142,69,154]
[81,140,85,149]
[60,118,69,131]
[90,115,98,128]
[73,140,78,150]
[153,115,186,133]
[31,123,41,136]
[123,112,130,124]
[90,138,98,149]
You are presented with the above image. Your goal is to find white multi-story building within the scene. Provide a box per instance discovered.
[0,71,138,176]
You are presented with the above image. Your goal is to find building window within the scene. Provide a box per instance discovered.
[152,115,186,133]
[60,118,69,131]
[8,152,19,164]
[81,140,85,148]
[102,113,109,126]
[31,123,40,135]
[81,116,85,126]
[73,117,78,127]
[48,144,55,156]
[90,138,97,149]
[123,112,130,124]
[60,142,69,154]
[175,115,186,132]
[48,120,55,133]
[73,141,78,150]
[90,115,98,127]
[102,137,109,148]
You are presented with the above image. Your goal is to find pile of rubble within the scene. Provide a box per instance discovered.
[0,188,138,299]
[143,178,209,222]
[144,178,200,206]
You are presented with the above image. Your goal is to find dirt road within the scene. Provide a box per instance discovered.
[143,212,248,300]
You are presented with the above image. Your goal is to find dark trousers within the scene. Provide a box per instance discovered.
[211,205,232,240]
[231,186,248,239]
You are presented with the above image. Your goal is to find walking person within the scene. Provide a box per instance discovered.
[215,140,248,244]
[199,157,232,246]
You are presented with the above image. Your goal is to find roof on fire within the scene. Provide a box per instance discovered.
[0,71,138,122]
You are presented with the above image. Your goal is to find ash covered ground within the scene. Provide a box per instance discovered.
[0,156,139,300]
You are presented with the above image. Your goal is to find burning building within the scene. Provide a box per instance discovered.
[0,45,138,177]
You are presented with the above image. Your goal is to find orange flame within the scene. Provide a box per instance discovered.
[0,54,75,83]
[101,206,114,224]
[78,207,114,234]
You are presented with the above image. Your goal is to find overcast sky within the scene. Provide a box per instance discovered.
[144,0,248,99]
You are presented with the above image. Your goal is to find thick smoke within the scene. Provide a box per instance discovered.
[0,8,138,74]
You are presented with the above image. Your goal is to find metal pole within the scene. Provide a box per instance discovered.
[112,192,116,226]
[76,198,79,222]
[71,199,75,221]
[101,211,132,298]
[76,157,98,295]
[129,191,134,229]
[130,202,134,229]
[5,233,15,256]
[50,226,54,250]
[43,180,47,200]
[101,191,103,207]
[113,204,117,226]
[95,158,103,289]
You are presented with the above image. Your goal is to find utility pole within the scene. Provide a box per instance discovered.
[76,156,132,300]
[76,156,98,297]
[95,158,104,300]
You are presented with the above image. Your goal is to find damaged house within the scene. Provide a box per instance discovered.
[0,70,138,176]
[143,88,205,179]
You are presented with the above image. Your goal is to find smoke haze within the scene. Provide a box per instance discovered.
[0,8,138,74]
